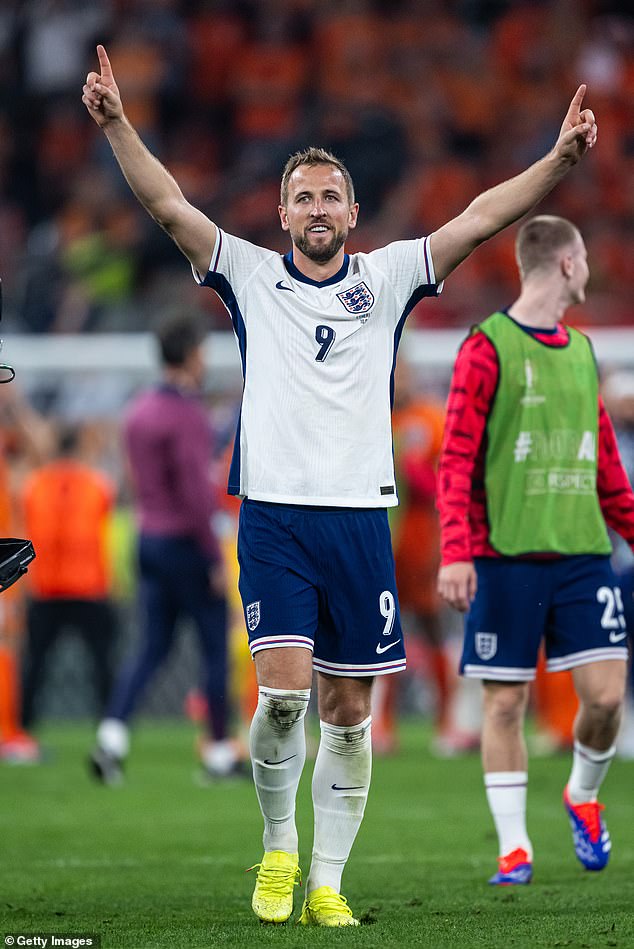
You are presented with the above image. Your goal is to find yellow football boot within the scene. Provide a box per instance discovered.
[298,885,359,926]
[248,850,301,923]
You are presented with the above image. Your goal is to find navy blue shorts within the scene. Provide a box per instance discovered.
[237,499,406,677]
[461,555,629,681]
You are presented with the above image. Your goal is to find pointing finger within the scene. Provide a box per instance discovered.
[565,84,586,121]
[96,44,114,82]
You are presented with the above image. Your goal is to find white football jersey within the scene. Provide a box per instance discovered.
[195,229,442,507]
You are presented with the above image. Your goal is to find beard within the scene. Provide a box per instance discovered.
[292,226,347,263]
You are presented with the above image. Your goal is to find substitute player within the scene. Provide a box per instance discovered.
[83,45,598,924]
[438,215,634,885]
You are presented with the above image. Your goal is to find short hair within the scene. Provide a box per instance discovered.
[280,147,355,206]
[515,215,581,280]
[156,311,205,367]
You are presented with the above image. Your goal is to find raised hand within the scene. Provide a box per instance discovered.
[82,45,123,127]
[555,84,598,165]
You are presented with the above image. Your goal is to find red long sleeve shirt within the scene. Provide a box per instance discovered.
[437,326,634,565]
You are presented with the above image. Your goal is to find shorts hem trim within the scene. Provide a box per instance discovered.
[546,646,628,672]
[462,664,535,682]
[312,656,406,677]
[250,635,314,656]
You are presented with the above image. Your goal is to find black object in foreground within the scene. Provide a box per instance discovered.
[0,538,36,591]
[0,279,16,382]
[0,282,34,591]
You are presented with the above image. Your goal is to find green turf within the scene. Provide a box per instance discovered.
[1,720,633,948]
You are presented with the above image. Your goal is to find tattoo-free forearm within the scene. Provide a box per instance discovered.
[103,116,185,230]
[464,150,569,243]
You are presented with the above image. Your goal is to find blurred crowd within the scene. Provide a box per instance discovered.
[0,0,632,335]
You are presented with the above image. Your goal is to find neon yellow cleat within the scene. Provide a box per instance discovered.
[248,850,301,923]
[298,885,359,927]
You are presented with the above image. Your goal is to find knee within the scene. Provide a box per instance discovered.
[318,675,373,726]
[257,688,310,736]
[320,693,371,727]
[581,689,624,726]
[483,684,528,730]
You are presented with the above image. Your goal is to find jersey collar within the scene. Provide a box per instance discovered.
[283,251,350,287]
[503,309,570,345]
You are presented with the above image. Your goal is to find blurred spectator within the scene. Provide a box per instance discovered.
[0,384,52,762]
[20,422,117,730]
[22,1,109,99]
[90,311,243,785]
[373,361,473,754]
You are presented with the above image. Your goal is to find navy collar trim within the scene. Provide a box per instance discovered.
[503,308,560,336]
[283,252,350,287]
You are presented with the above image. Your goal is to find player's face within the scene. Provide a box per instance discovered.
[565,233,589,304]
[279,164,358,263]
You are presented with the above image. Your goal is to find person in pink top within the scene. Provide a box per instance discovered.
[90,312,242,784]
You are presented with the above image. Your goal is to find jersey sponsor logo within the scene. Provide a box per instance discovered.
[475,632,497,660]
[246,600,261,631]
[376,638,401,655]
[275,280,295,292]
[336,281,375,320]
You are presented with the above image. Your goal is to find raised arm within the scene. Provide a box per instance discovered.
[430,85,598,283]
[82,45,216,277]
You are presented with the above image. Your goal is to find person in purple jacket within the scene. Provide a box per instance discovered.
[90,312,242,784]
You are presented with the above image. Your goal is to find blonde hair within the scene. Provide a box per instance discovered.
[515,215,581,280]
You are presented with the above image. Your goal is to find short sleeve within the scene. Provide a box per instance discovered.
[365,236,442,311]
[192,228,277,295]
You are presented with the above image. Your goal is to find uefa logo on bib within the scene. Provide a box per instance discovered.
[246,600,261,632]
[336,282,375,322]
[475,632,497,661]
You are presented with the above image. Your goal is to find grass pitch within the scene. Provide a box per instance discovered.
[1,719,633,948]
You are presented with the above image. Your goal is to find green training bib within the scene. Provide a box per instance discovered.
[479,312,611,556]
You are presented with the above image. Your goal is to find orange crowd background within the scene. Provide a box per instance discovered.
[0,0,632,335]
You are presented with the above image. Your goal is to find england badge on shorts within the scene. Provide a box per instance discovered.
[246,600,261,632]
[336,282,375,321]
[475,632,497,661]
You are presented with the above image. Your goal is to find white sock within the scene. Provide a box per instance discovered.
[97,718,130,759]
[484,771,532,859]
[567,740,616,803]
[249,686,310,854]
[307,715,372,894]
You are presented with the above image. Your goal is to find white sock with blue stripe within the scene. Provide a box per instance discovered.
[567,741,616,803]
